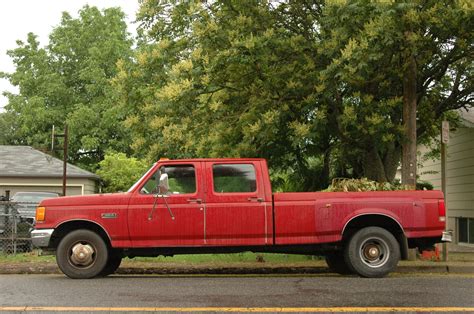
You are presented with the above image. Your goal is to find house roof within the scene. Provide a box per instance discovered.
[0,145,99,180]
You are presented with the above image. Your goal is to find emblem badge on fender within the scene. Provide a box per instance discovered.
[101,213,117,219]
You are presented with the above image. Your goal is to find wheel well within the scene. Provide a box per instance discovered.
[50,221,111,249]
[342,214,408,260]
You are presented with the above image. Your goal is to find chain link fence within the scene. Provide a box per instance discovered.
[0,199,36,254]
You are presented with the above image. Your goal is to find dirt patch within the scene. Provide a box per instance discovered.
[0,261,60,274]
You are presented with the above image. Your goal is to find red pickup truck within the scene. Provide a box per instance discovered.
[31,158,450,279]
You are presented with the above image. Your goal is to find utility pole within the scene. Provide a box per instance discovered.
[62,125,68,196]
[51,124,69,196]
[441,121,449,261]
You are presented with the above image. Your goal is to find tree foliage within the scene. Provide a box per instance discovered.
[0,6,133,170]
[1,1,472,191]
[96,152,149,193]
[116,1,329,189]
[114,0,472,189]
[317,1,473,183]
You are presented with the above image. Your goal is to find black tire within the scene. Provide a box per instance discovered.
[56,229,108,279]
[344,226,400,278]
[99,253,122,277]
[325,252,353,275]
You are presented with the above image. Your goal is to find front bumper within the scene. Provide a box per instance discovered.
[31,229,54,247]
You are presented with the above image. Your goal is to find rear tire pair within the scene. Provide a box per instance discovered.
[56,229,121,279]
[326,227,400,278]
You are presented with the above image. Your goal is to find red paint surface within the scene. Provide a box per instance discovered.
[36,158,445,249]
[203,160,271,246]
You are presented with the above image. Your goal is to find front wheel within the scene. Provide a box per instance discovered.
[56,229,108,279]
[344,227,400,278]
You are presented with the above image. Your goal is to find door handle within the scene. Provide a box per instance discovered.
[248,197,264,202]
[187,198,202,204]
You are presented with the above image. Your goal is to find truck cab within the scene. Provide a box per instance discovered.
[126,159,272,247]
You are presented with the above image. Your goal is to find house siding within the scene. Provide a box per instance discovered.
[83,179,98,194]
[419,126,474,243]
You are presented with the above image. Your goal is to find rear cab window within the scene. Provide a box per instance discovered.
[212,164,257,193]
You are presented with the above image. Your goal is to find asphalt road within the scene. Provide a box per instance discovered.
[0,274,473,311]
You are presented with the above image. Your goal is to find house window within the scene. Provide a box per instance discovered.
[458,218,474,244]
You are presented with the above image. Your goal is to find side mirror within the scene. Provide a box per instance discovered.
[158,173,169,194]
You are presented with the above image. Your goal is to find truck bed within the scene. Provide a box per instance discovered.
[273,190,445,245]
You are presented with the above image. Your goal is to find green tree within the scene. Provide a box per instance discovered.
[316,1,473,182]
[96,152,149,193]
[116,1,472,189]
[0,111,20,145]
[116,1,329,189]
[1,6,134,170]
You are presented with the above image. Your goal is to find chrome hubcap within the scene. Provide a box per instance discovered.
[70,243,95,267]
[359,237,389,268]
[364,245,380,260]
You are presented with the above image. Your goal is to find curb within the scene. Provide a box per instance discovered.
[396,265,474,274]
[0,264,473,275]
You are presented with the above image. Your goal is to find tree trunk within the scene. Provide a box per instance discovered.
[383,142,401,183]
[363,146,388,182]
[401,44,417,189]
[321,148,331,186]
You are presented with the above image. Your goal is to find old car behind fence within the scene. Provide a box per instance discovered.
[0,198,35,254]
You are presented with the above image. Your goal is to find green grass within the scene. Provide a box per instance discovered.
[0,250,319,265]
[0,251,55,263]
[127,252,319,264]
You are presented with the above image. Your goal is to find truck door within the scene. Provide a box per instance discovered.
[127,162,205,247]
[204,161,270,246]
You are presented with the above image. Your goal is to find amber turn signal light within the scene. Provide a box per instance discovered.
[36,207,46,222]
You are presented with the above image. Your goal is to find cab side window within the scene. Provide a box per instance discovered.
[212,164,256,193]
[141,165,196,195]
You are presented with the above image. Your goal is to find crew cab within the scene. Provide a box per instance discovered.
[31,158,451,279]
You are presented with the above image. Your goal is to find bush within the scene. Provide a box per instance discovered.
[324,178,432,192]
[96,153,149,193]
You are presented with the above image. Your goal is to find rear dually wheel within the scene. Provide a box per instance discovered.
[344,226,400,278]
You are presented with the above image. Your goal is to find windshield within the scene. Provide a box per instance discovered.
[127,163,156,193]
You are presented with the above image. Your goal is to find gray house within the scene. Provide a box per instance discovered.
[0,145,99,196]
[419,109,474,246]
